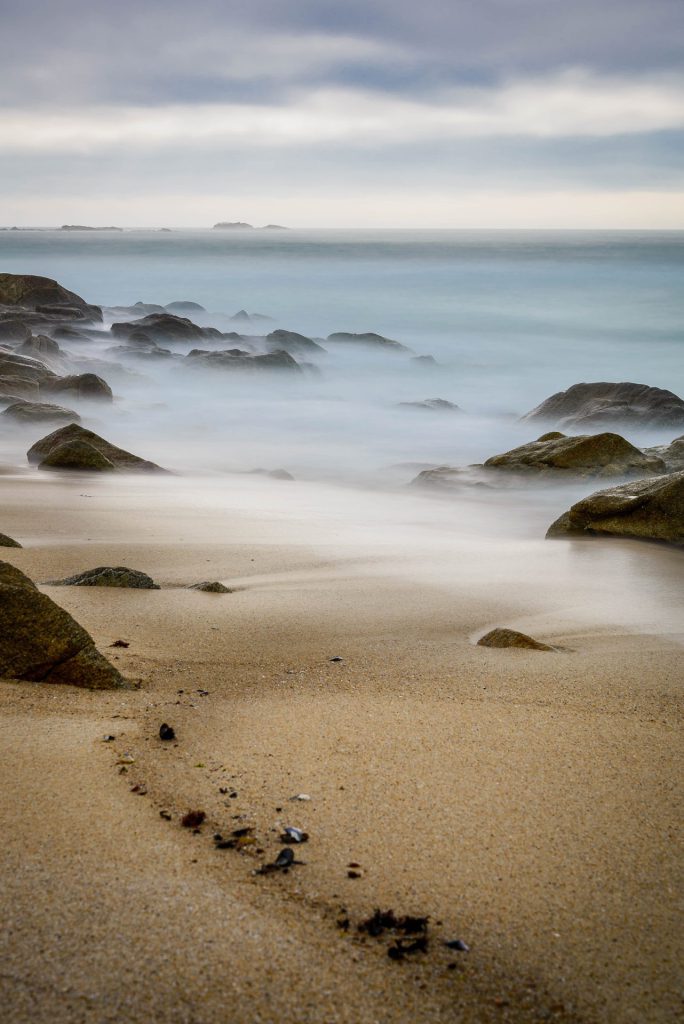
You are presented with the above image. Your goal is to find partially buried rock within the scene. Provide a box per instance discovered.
[2,400,80,425]
[546,470,684,546]
[27,423,166,472]
[48,566,160,589]
[477,628,556,651]
[38,439,115,472]
[483,432,665,478]
[188,581,232,593]
[0,533,21,548]
[0,561,127,688]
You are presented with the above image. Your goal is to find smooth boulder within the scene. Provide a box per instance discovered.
[3,401,80,425]
[547,471,684,546]
[111,313,221,345]
[47,566,160,589]
[265,330,326,355]
[43,373,113,402]
[483,432,665,478]
[521,382,684,430]
[477,628,556,651]
[38,439,115,471]
[326,331,409,352]
[27,424,165,472]
[0,561,126,688]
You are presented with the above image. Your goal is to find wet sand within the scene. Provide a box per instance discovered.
[1,473,682,1023]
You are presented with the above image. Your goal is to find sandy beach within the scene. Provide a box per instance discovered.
[1,471,681,1023]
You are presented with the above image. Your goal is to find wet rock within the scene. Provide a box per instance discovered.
[111,313,222,345]
[399,399,460,412]
[644,436,684,473]
[0,319,32,344]
[186,348,302,373]
[27,424,166,472]
[477,628,556,651]
[0,533,21,548]
[327,331,410,352]
[483,432,665,478]
[255,847,298,874]
[2,401,80,425]
[17,334,62,363]
[546,470,684,546]
[0,351,57,385]
[47,566,160,589]
[265,330,327,355]
[0,273,102,321]
[43,373,113,402]
[0,376,41,400]
[188,581,233,593]
[159,723,175,740]
[0,560,127,689]
[521,382,684,431]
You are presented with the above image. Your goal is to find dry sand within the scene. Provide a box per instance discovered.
[0,472,682,1023]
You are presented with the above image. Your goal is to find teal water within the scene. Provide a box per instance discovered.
[1,229,682,476]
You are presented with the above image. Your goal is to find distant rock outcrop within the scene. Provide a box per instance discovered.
[213,222,253,229]
[547,471,684,546]
[521,382,684,430]
[327,331,410,353]
[483,432,665,478]
[47,566,160,589]
[165,301,206,313]
[60,225,123,232]
[0,561,126,689]
[0,273,102,321]
[477,628,556,651]
[27,424,166,472]
[399,399,460,412]
[0,533,21,548]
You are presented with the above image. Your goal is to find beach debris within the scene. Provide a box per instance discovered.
[109,639,130,648]
[291,793,311,801]
[116,753,136,765]
[255,846,304,875]
[444,939,470,952]
[196,689,209,696]
[159,810,172,820]
[347,869,362,879]
[214,826,255,849]
[102,734,116,742]
[280,826,308,844]
[181,810,206,828]
[159,723,175,741]
[329,656,343,662]
[477,628,556,652]
[130,784,147,795]
[357,909,430,961]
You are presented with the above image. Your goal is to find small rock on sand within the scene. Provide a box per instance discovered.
[47,566,160,589]
[477,628,556,651]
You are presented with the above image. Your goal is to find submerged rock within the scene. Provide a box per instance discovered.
[186,348,302,373]
[546,471,684,546]
[111,312,222,345]
[483,432,665,478]
[0,533,21,548]
[2,400,80,425]
[0,561,126,688]
[327,331,410,352]
[521,382,684,430]
[27,424,166,472]
[265,329,326,355]
[0,351,57,385]
[47,566,160,589]
[477,628,556,651]
[399,399,460,412]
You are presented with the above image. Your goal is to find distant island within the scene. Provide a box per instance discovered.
[60,225,123,232]
[212,222,288,230]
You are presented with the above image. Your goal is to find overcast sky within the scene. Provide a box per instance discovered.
[2,0,683,227]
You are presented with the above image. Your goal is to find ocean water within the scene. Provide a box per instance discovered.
[1,229,683,637]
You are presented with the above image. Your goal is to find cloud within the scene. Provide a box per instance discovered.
[2,72,683,154]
